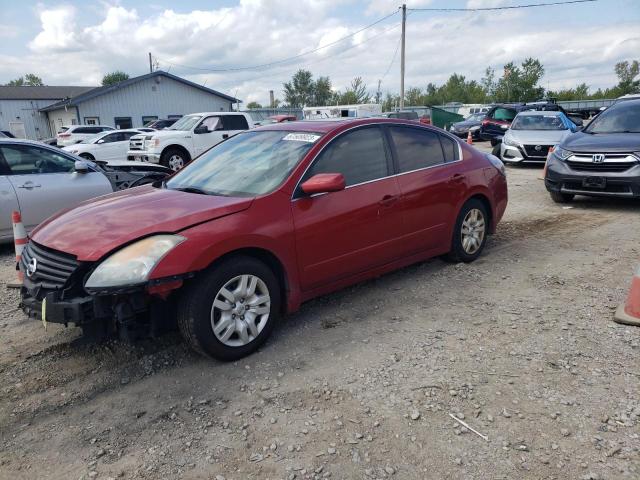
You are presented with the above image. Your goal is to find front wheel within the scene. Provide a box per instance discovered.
[549,191,574,203]
[177,256,281,361]
[161,148,188,172]
[447,199,489,263]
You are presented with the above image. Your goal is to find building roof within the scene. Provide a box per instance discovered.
[0,85,95,101]
[39,71,240,112]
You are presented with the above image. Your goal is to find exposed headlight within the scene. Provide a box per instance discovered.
[502,134,519,147]
[85,235,185,289]
[554,146,572,160]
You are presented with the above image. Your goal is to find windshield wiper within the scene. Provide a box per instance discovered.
[172,186,210,195]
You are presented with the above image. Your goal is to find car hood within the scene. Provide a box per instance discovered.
[146,129,191,139]
[508,129,569,145]
[561,131,640,153]
[31,186,253,261]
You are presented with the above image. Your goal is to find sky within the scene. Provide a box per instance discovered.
[0,0,638,105]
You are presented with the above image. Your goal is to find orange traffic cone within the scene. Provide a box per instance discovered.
[540,146,553,180]
[614,265,640,326]
[466,130,473,145]
[7,211,27,289]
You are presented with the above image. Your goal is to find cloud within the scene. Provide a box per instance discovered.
[0,24,20,38]
[29,5,79,52]
[3,1,636,105]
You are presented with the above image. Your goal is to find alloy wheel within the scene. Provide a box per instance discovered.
[168,154,184,171]
[461,208,486,255]
[210,274,271,347]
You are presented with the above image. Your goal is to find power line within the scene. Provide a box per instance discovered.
[408,0,596,12]
[156,9,400,73]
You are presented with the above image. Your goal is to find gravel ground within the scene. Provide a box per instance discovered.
[1,143,639,480]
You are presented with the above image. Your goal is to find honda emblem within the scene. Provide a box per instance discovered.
[592,154,605,163]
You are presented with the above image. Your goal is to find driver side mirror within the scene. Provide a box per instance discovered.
[194,125,210,134]
[74,160,90,173]
[300,173,345,195]
[96,139,105,144]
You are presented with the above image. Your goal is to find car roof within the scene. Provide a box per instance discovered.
[63,124,113,129]
[185,112,246,116]
[515,110,562,116]
[254,118,447,134]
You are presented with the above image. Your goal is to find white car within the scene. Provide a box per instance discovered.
[62,129,150,163]
[57,125,115,147]
[127,112,254,171]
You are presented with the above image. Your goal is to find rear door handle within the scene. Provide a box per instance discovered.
[18,183,42,189]
[451,174,465,183]
[222,134,229,139]
[378,194,398,207]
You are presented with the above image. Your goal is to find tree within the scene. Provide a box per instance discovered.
[6,73,44,86]
[314,76,333,106]
[283,69,315,107]
[492,58,545,102]
[102,71,130,86]
[246,101,262,109]
[614,60,640,95]
[336,77,370,105]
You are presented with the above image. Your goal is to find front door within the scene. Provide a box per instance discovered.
[192,116,224,157]
[0,144,112,231]
[291,126,403,291]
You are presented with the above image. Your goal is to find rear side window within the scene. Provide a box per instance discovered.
[492,108,517,121]
[222,115,250,131]
[388,126,445,172]
[439,135,459,162]
[304,126,389,187]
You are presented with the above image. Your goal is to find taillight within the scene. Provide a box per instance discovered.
[481,120,489,126]
[58,133,71,138]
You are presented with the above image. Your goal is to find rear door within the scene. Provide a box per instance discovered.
[387,126,463,253]
[291,125,403,291]
[95,131,124,161]
[0,144,113,230]
[0,158,19,240]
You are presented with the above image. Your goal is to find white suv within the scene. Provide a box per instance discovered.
[127,112,253,171]
[57,125,115,147]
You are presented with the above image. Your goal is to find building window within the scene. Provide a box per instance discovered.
[142,116,158,126]
[168,114,182,119]
[71,118,78,125]
[84,117,100,125]
[114,117,132,129]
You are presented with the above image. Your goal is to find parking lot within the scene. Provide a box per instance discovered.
[1,141,638,480]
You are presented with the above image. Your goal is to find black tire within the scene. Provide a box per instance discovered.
[549,191,574,203]
[491,143,501,157]
[161,148,189,171]
[79,153,95,161]
[446,199,489,263]
[177,256,281,361]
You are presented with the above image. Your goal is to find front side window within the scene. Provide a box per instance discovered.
[199,116,221,132]
[166,130,320,197]
[0,145,75,175]
[389,126,445,172]
[303,127,389,187]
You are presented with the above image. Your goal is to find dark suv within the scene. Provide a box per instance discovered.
[480,102,580,143]
[544,99,640,202]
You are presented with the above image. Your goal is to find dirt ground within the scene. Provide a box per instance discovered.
[1,143,639,480]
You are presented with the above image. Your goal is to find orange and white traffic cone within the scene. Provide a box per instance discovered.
[540,146,553,180]
[466,130,473,145]
[614,265,640,327]
[7,211,27,289]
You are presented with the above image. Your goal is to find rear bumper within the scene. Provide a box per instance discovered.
[545,156,640,198]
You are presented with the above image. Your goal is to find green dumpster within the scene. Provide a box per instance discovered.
[430,106,464,130]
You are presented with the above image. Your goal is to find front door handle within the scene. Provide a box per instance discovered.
[18,182,42,189]
[378,194,398,207]
[451,173,466,183]
[222,134,229,139]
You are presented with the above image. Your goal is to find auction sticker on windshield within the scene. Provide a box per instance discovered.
[282,133,321,143]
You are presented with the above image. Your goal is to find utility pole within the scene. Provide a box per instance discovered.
[400,4,406,110]
[148,52,153,73]
[376,79,381,104]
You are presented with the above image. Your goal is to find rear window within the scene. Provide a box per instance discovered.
[74,127,103,134]
[389,126,445,172]
[222,115,250,131]
[439,135,459,162]
[492,108,517,122]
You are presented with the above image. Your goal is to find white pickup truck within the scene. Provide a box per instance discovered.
[126,112,253,171]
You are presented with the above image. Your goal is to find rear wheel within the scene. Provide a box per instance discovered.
[177,256,281,361]
[447,199,488,263]
[549,191,574,203]
[161,148,188,171]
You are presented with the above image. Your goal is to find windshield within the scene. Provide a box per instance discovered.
[168,115,202,131]
[511,114,568,131]
[466,113,485,121]
[81,132,107,144]
[166,130,322,197]
[584,101,640,134]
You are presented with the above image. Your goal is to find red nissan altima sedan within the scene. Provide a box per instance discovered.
[20,118,508,360]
